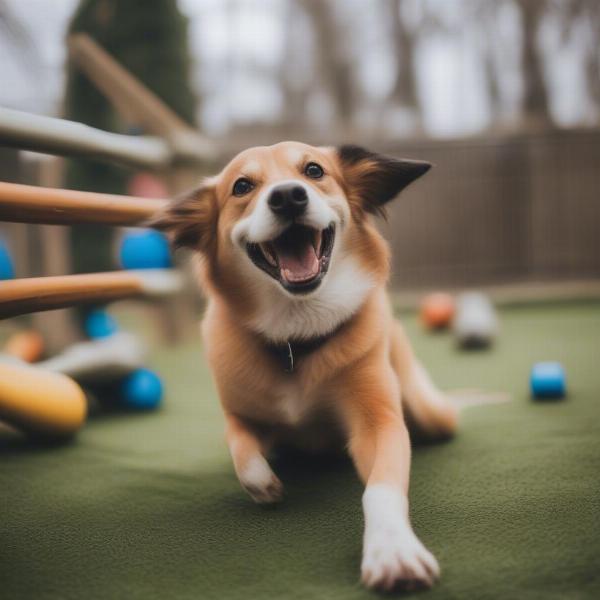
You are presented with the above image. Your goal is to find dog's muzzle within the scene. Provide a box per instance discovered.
[241,182,337,295]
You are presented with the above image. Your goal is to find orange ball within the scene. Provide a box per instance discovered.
[419,293,455,330]
[3,330,45,363]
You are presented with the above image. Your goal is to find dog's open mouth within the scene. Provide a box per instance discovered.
[246,224,335,294]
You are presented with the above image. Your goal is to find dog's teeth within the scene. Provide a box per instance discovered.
[260,243,277,266]
[313,230,323,254]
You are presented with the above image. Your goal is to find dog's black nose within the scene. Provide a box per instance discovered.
[268,184,308,219]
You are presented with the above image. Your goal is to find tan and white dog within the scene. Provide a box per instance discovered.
[150,142,458,591]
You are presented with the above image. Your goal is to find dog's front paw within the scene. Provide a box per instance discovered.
[361,526,440,592]
[244,473,283,504]
[239,455,283,504]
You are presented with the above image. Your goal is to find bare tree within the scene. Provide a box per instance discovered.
[557,0,600,123]
[470,1,504,122]
[296,0,356,132]
[379,0,426,135]
[0,0,44,84]
[386,0,420,119]
[278,1,310,130]
[584,4,600,119]
[515,0,553,126]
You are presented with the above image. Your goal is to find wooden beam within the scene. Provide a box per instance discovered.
[0,271,182,319]
[0,107,173,169]
[0,181,167,226]
[68,34,215,164]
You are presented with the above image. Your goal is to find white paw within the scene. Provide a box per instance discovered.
[361,484,440,591]
[239,455,283,504]
[361,525,439,592]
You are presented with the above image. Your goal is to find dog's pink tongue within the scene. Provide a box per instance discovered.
[278,244,319,283]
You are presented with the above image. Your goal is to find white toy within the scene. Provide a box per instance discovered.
[453,292,498,348]
[37,332,145,384]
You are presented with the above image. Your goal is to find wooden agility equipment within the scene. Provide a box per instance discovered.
[68,34,215,166]
[0,33,214,333]
[65,33,215,340]
[0,35,209,442]
[0,181,181,320]
[0,34,219,438]
[0,107,174,170]
[0,181,167,226]
[0,270,182,319]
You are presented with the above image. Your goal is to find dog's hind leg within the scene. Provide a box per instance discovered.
[225,412,283,504]
[389,321,458,442]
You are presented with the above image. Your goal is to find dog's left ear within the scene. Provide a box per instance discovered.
[146,182,217,254]
[337,145,431,216]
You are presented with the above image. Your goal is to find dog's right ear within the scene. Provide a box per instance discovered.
[147,183,217,253]
[336,145,431,217]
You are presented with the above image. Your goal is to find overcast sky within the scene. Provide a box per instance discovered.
[0,0,594,138]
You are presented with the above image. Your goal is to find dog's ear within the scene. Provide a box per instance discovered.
[337,145,431,216]
[147,183,217,253]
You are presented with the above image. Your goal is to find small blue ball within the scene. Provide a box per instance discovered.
[530,362,566,399]
[0,241,15,280]
[119,368,163,410]
[119,229,172,270]
[84,310,119,339]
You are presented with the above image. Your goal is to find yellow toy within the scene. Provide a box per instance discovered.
[0,362,87,438]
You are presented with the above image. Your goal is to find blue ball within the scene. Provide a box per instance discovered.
[119,368,163,410]
[84,310,119,339]
[0,241,15,280]
[119,229,172,270]
[530,362,566,399]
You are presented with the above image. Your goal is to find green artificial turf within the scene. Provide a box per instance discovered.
[1,302,600,599]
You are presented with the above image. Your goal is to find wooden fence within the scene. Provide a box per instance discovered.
[375,128,600,290]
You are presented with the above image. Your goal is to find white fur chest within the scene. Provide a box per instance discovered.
[249,255,374,343]
[272,381,316,426]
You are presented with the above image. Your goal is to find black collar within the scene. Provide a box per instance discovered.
[262,323,345,373]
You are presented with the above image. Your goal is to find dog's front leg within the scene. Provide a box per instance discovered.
[341,362,440,591]
[224,412,283,504]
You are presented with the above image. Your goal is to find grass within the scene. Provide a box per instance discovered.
[1,301,599,599]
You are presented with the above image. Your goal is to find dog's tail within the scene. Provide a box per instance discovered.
[390,322,458,442]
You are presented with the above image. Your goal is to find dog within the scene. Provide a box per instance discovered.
[150,142,458,591]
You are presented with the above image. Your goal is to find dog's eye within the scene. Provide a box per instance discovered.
[304,162,324,179]
[232,178,254,197]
